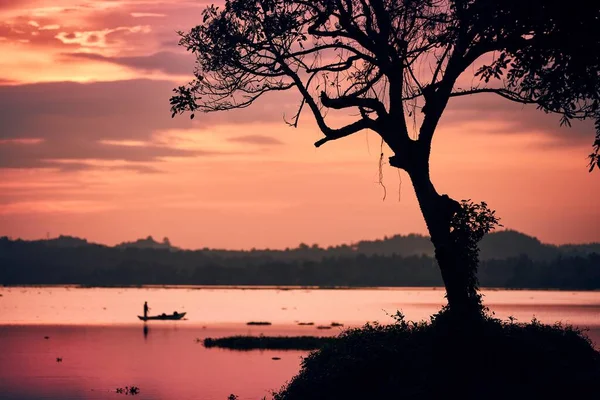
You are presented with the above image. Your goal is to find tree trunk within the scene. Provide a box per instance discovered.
[390,144,480,317]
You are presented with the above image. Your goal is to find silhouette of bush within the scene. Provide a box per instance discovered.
[272,311,600,399]
[204,335,335,351]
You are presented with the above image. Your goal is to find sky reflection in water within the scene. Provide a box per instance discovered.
[0,287,599,399]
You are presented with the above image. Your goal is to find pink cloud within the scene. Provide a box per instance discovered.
[227,135,284,146]
[62,50,194,75]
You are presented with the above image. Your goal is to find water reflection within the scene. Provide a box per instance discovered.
[0,324,306,400]
[3,287,600,328]
[0,287,599,400]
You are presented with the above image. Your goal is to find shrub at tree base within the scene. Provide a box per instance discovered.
[273,311,600,400]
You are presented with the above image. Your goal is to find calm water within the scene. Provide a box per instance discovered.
[0,286,599,399]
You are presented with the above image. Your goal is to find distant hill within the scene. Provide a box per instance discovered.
[331,230,599,261]
[478,230,558,261]
[338,233,434,258]
[1,230,598,260]
[115,236,178,251]
[1,230,598,289]
[6,235,91,248]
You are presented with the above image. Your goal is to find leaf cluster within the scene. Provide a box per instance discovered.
[172,0,600,170]
[447,199,502,309]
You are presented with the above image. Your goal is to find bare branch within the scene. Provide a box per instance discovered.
[320,91,387,118]
[314,117,375,147]
[449,88,538,104]
[285,43,377,65]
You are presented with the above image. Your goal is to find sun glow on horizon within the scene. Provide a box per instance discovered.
[0,0,598,249]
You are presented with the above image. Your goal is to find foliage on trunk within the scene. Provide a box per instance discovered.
[443,200,501,315]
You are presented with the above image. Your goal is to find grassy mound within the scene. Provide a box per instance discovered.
[272,311,600,399]
[204,335,335,350]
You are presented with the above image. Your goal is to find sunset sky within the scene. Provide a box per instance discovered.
[0,0,598,249]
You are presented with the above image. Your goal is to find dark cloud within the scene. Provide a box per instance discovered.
[442,93,595,146]
[227,135,284,146]
[0,0,37,10]
[62,51,195,75]
[0,79,297,171]
[0,79,193,141]
[115,164,163,174]
[0,139,211,172]
[18,161,163,174]
[0,140,204,162]
[159,39,180,50]
[0,79,297,142]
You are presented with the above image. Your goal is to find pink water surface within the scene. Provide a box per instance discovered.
[0,286,598,399]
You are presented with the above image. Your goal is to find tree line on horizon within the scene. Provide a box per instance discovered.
[1,230,598,289]
[4,229,599,259]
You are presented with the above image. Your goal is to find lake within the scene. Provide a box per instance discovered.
[0,286,599,399]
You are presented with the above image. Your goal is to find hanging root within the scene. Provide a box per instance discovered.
[378,139,386,201]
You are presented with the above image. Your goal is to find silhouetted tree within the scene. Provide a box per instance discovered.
[171,0,600,316]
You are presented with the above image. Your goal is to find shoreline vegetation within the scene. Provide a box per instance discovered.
[1,232,599,290]
[2,284,600,292]
[204,335,336,350]
[215,312,600,398]
[269,311,600,399]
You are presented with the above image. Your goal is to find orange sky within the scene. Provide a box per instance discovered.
[0,0,598,249]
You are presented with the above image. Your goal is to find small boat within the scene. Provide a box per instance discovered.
[138,312,186,321]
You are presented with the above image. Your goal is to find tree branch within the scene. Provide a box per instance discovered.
[320,91,387,118]
[449,88,539,104]
[285,43,377,65]
[314,117,375,147]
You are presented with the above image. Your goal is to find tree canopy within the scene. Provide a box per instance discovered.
[171,0,600,314]
[171,0,600,171]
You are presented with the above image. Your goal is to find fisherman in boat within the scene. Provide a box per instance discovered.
[143,301,149,319]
